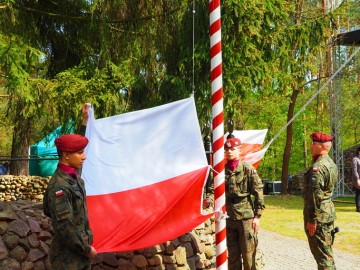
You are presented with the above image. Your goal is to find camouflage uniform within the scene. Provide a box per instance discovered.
[303,153,338,270]
[44,168,93,270]
[225,161,265,270]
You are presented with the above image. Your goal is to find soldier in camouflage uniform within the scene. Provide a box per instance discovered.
[303,132,338,270]
[224,137,265,270]
[43,104,97,269]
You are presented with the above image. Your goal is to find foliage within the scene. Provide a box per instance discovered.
[0,0,358,177]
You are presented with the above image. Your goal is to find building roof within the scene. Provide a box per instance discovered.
[333,29,360,46]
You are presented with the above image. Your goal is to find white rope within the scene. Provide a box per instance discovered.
[209,166,225,179]
[265,46,360,149]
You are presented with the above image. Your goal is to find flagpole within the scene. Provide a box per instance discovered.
[209,1,227,269]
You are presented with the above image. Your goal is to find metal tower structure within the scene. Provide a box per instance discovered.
[329,44,346,197]
[331,29,360,197]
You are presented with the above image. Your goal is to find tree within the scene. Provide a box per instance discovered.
[0,1,192,174]
[0,35,51,174]
[0,0,358,179]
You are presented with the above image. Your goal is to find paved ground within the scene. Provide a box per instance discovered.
[258,229,360,270]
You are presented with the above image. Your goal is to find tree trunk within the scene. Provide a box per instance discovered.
[281,87,300,194]
[303,114,308,168]
[9,104,31,175]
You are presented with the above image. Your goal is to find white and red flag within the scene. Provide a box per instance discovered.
[225,130,268,168]
[82,97,213,252]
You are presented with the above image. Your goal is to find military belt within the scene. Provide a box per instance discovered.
[226,196,248,204]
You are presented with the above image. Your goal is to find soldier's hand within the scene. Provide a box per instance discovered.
[86,246,97,258]
[202,198,212,209]
[252,217,260,233]
[81,103,91,126]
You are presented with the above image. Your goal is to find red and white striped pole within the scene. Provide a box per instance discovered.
[209,0,227,269]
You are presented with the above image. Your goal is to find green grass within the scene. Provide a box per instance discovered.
[261,195,360,255]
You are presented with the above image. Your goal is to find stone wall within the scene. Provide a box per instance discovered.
[1,144,358,268]
[0,175,216,270]
[343,145,359,192]
[0,175,48,202]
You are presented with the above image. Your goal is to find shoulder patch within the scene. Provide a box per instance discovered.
[312,167,318,172]
[55,190,64,197]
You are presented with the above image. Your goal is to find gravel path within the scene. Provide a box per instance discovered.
[258,229,360,270]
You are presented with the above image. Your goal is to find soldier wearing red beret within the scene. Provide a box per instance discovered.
[303,132,338,270]
[224,136,265,270]
[43,104,97,270]
[309,132,334,143]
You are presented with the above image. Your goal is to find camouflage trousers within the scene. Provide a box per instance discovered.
[226,218,259,270]
[49,243,91,270]
[305,221,336,270]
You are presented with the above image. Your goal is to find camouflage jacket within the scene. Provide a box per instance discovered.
[225,162,265,220]
[43,168,93,256]
[303,154,338,224]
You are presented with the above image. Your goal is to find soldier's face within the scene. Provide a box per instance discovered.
[64,149,86,169]
[224,146,241,161]
[310,142,323,155]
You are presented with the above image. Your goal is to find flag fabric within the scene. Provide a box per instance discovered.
[82,97,213,252]
[225,130,268,168]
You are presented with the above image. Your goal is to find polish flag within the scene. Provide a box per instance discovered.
[82,97,213,252]
[225,129,268,168]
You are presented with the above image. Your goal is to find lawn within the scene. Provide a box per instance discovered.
[261,195,360,255]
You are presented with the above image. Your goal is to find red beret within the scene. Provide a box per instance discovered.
[225,137,241,148]
[55,134,89,152]
[310,132,333,143]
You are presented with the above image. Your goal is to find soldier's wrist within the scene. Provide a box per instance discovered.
[83,245,92,255]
